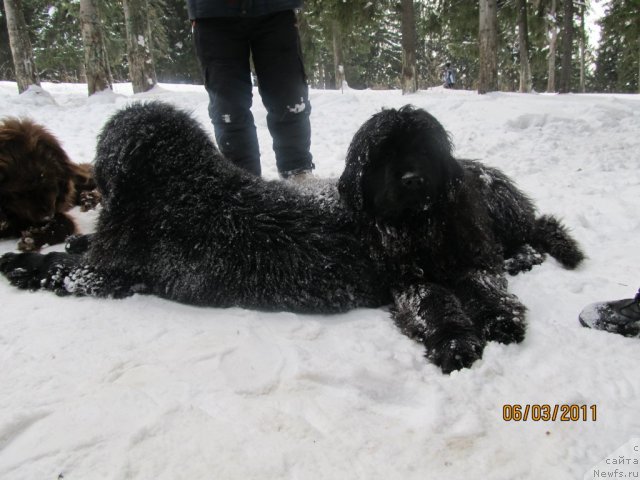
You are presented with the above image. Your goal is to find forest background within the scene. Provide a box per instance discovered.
[0,0,638,95]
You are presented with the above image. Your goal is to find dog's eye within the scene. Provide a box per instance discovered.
[400,172,425,189]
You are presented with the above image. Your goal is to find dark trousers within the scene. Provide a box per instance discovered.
[193,11,313,176]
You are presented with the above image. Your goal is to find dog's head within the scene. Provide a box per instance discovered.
[0,118,79,224]
[338,105,464,221]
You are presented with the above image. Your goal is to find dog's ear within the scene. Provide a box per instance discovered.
[339,109,398,212]
[338,153,363,211]
[29,127,79,210]
[338,123,374,212]
[445,156,465,201]
[0,118,24,165]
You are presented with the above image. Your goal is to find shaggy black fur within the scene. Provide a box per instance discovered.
[0,102,585,374]
[0,102,389,313]
[337,105,585,372]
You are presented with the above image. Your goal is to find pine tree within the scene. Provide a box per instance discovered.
[12,1,83,82]
[0,2,15,80]
[548,0,559,92]
[517,0,532,92]
[423,0,478,90]
[558,0,574,93]
[595,0,640,93]
[299,0,385,90]
[150,0,201,83]
[478,0,498,94]
[2,0,39,92]
[80,0,112,94]
[401,0,417,94]
[0,0,617,93]
[297,2,333,88]
[123,0,157,93]
[332,18,345,89]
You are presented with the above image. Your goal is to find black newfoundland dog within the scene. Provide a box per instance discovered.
[0,102,388,313]
[337,105,584,371]
[0,102,584,373]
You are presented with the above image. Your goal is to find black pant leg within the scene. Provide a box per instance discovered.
[193,18,261,176]
[250,11,313,175]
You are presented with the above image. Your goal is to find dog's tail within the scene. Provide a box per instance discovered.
[531,214,585,269]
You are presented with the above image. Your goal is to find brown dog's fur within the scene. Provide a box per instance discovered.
[0,118,100,251]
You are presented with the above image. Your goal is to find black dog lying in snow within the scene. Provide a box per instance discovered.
[336,105,584,371]
[0,102,584,373]
[0,102,388,312]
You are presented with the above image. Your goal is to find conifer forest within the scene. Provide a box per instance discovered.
[0,0,638,94]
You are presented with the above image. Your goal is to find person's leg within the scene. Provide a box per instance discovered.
[193,18,261,176]
[250,11,313,177]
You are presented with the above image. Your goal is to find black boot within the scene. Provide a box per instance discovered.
[579,289,640,337]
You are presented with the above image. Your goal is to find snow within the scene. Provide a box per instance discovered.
[287,97,307,113]
[1,80,639,479]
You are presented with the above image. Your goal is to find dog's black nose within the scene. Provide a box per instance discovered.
[401,173,425,190]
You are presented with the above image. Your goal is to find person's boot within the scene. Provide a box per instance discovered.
[579,288,640,337]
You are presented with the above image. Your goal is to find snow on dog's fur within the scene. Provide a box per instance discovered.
[0,102,584,374]
[337,105,585,372]
[0,102,389,312]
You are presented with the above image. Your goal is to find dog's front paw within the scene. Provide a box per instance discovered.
[0,211,11,235]
[17,214,76,251]
[0,252,47,290]
[0,252,19,274]
[426,335,484,374]
[66,234,93,254]
[484,297,527,344]
[486,316,526,344]
[1,252,80,294]
[17,228,40,251]
[504,245,545,276]
[79,189,102,211]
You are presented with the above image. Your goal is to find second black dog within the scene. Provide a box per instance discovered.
[337,105,585,372]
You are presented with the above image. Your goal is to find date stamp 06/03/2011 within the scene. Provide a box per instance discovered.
[502,404,598,422]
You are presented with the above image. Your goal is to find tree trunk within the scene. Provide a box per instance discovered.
[578,2,586,93]
[517,0,532,93]
[401,0,417,95]
[559,0,573,93]
[546,0,558,92]
[332,19,345,91]
[3,0,39,93]
[123,0,157,94]
[478,0,498,94]
[101,28,115,86]
[322,63,331,90]
[79,0,111,95]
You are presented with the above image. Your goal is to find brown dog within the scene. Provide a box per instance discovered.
[0,118,100,251]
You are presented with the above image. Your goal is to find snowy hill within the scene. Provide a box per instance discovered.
[1,81,639,479]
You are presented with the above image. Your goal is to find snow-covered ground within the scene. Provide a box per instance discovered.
[1,81,639,480]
